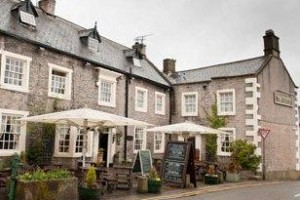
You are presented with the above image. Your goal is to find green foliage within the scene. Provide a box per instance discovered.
[19,168,71,182]
[205,103,226,129]
[148,167,160,181]
[229,139,261,171]
[85,166,97,188]
[204,100,227,162]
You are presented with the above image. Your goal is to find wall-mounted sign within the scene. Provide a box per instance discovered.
[274,91,293,107]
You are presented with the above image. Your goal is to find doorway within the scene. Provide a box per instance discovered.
[99,132,108,166]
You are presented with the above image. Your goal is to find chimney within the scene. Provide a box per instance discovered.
[263,29,280,57]
[38,0,56,15]
[132,42,146,58]
[163,58,176,75]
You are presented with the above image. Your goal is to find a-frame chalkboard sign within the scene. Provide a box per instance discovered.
[132,150,153,176]
[161,141,196,188]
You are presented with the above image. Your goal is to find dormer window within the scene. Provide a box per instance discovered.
[79,22,101,52]
[11,0,38,27]
[133,57,142,67]
[88,37,99,52]
[20,11,36,26]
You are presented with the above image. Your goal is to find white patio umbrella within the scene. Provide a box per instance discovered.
[19,108,152,167]
[146,121,227,139]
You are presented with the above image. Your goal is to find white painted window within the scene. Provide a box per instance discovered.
[20,11,36,26]
[48,63,72,100]
[217,128,236,156]
[0,51,31,93]
[217,89,236,115]
[155,92,166,115]
[54,126,92,157]
[96,68,120,107]
[57,125,70,153]
[134,127,146,153]
[88,37,99,52]
[181,92,198,116]
[154,132,165,153]
[0,109,28,156]
[135,87,148,112]
[133,57,142,67]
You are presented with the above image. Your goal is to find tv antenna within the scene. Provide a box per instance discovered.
[134,34,153,44]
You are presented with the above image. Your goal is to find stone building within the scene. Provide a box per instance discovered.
[0,0,171,167]
[164,30,299,173]
[0,0,299,176]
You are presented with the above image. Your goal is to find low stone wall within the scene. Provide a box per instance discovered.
[15,177,78,200]
[266,170,300,180]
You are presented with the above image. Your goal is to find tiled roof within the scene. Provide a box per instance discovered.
[0,0,170,87]
[168,56,267,84]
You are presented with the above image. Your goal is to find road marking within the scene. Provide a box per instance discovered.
[294,194,300,197]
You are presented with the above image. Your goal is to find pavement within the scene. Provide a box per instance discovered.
[102,180,281,200]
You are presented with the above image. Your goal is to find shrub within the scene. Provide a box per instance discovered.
[148,167,160,181]
[85,166,97,188]
[19,168,71,182]
[229,139,261,171]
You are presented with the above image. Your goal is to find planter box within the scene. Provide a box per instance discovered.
[226,172,240,182]
[78,185,101,200]
[15,177,78,200]
[204,175,219,184]
[148,180,161,193]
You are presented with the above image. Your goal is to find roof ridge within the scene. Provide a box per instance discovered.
[176,56,265,73]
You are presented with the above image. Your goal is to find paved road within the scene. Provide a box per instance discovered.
[180,181,300,200]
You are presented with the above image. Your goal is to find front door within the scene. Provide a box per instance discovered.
[99,132,108,166]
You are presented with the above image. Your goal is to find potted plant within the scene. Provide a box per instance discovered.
[204,165,219,184]
[147,167,161,193]
[78,166,101,200]
[226,159,241,182]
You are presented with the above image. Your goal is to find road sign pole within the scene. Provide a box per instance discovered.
[262,138,266,180]
[259,128,270,181]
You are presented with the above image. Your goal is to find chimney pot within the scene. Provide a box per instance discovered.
[132,42,146,58]
[263,29,280,57]
[38,0,56,15]
[163,59,176,75]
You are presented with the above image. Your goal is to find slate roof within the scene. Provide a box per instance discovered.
[169,56,268,84]
[0,0,170,87]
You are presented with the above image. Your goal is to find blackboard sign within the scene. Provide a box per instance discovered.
[162,141,196,188]
[163,160,185,183]
[132,150,152,175]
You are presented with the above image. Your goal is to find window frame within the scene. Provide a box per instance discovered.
[217,89,236,116]
[48,63,73,100]
[135,87,148,112]
[0,51,32,93]
[133,127,146,153]
[155,92,166,115]
[181,92,198,116]
[217,128,236,156]
[0,109,28,156]
[153,132,165,153]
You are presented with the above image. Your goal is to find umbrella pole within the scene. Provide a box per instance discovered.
[82,119,88,167]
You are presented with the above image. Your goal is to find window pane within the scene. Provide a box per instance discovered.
[4,57,25,87]
[184,94,196,113]
[57,125,70,153]
[137,90,145,108]
[134,128,144,150]
[51,70,67,95]
[76,129,84,153]
[220,130,234,153]
[100,80,113,103]
[220,92,233,113]
[0,114,22,150]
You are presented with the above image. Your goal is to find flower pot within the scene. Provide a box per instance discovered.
[204,174,219,184]
[226,172,240,182]
[78,185,101,200]
[148,179,161,193]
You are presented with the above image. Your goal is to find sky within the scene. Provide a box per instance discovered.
[52,0,300,87]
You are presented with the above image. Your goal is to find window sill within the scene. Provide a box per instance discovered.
[0,85,28,93]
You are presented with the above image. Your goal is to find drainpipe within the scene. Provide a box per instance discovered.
[124,71,131,160]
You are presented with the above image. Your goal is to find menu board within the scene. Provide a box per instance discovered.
[132,150,152,175]
[162,141,192,188]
